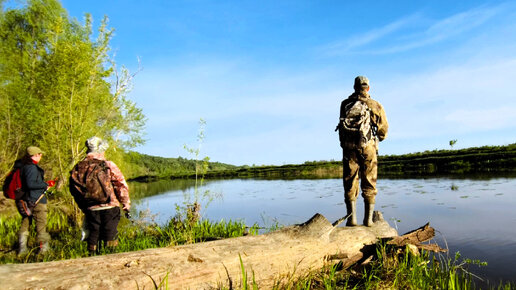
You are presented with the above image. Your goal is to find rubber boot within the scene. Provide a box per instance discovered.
[39,241,49,254]
[105,240,118,254]
[18,232,29,255]
[88,244,97,256]
[345,200,357,226]
[363,202,375,227]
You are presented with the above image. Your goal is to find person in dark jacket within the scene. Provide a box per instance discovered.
[18,146,51,255]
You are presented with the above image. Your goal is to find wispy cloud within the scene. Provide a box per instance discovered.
[377,4,501,54]
[322,3,507,56]
[321,13,420,55]
[377,58,516,141]
[445,107,516,131]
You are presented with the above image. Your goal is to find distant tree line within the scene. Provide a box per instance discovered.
[204,143,516,179]
[122,152,238,181]
[379,143,516,176]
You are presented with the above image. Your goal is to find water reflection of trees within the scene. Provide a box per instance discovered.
[128,179,214,199]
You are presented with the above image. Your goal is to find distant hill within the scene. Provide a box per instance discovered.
[122,151,239,181]
[202,143,516,179]
[125,143,516,181]
[379,143,516,176]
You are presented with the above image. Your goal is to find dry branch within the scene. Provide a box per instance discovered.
[387,222,446,253]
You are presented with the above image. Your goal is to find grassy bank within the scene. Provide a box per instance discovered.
[172,143,516,180]
[124,143,516,181]
[1,195,514,289]
[380,143,516,176]
[122,151,238,180]
[0,193,257,263]
[270,245,513,290]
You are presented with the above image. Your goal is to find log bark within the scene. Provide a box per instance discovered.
[387,222,446,253]
[0,212,397,289]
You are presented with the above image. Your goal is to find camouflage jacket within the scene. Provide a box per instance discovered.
[83,153,131,211]
[339,92,389,147]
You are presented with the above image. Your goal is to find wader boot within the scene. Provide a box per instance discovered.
[88,244,97,256]
[105,240,119,254]
[39,241,49,254]
[18,232,29,255]
[345,200,357,226]
[363,202,375,227]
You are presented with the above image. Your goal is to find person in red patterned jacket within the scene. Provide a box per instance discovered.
[71,136,131,255]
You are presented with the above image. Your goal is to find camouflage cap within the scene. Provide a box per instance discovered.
[354,76,370,89]
[26,146,44,156]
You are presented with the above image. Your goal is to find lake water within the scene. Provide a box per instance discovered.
[129,176,516,285]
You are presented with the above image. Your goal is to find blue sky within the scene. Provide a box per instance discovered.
[59,0,516,166]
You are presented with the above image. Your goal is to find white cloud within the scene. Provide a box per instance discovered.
[321,13,420,55]
[377,57,516,140]
[377,4,501,54]
[131,60,346,122]
[445,107,516,131]
[132,52,516,163]
[321,3,509,55]
[130,2,516,163]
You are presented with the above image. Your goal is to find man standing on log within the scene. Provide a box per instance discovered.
[337,76,388,226]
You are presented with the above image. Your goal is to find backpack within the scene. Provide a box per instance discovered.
[3,166,24,200]
[338,99,373,149]
[69,159,113,208]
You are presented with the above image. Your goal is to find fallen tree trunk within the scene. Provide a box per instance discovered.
[0,213,398,289]
[387,222,447,253]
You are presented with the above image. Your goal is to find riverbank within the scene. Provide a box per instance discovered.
[2,192,514,288]
[0,204,500,289]
[0,192,256,264]
[129,143,516,181]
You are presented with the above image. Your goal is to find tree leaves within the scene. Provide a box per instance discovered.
[0,0,146,181]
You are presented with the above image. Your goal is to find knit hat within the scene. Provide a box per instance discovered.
[86,137,109,153]
[26,146,44,156]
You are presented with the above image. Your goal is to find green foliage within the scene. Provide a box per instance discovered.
[379,143,516,176]
[181,118,210,210]
[0,198,258,263]
[120,151,238,180]
[141,271,170,290]
[0,0,145,182]
[239,253,259,290]
[219,143,516,179]
[219,161,342,179]
[274,243,512,289]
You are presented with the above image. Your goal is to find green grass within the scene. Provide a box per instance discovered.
[0,201,259,263]
[3,206,515,289]
[2,193,515,289]
[268,243,515,290]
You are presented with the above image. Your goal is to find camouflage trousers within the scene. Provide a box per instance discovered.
[342,144,378,204]
[18,203,51,243]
